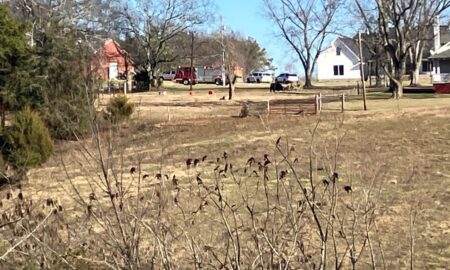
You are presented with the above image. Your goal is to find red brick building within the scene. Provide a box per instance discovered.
[96,39,134,81]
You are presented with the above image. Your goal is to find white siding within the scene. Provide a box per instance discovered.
[316,39,361,81]
[109,62,119,79]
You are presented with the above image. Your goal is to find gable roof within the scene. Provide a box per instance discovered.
[422,25,450,58]
[104,39,128,57]
[440,25,450,44]
[335,37,372,61]
[96,39,134,66]
[429,49,450,59]
[429,25,450,60]
[339,37,359,56]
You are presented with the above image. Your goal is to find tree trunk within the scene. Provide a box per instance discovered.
[409,41,424,86]
[375,59,383,87]
[228,75,236,100]
[304,71,313,89]
[410,66,420,86]
[388,57,406,99]
[147,58,159,91]
[392,75,404,99]
[149,68,157,91]
[0,105,5,128]
[147,69,153,91]
[319,240,327,270]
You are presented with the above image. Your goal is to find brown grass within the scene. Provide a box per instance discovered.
[1,88,450,268]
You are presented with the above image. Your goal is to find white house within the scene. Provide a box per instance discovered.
[419,16,450,77]
[429,17,450,82]
[316,37,366,81]
[429,17,450,93]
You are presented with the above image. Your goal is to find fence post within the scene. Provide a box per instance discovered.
[167,106,171,122]
[267,100,270,115]
[357,81,360,95]
[318,92,322,111]
[315,95,319,114]
[341,94,345,113]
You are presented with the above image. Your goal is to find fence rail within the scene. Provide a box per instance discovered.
[243,94,346,116]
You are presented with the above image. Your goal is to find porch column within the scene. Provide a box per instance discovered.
[433,60,441,82]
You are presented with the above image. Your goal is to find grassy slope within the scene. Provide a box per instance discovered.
[2,81,447,267]
[22,99,450,268]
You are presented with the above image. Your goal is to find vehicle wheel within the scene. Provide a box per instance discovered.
[257,79,260,83]
[247,78,251,83]
[183,79,189,85]
[215,79,222,85]
[159,76,164,81]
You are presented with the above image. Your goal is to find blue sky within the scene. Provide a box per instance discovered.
[216,0,300,74]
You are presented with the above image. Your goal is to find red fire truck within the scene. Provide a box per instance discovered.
[174,66,196,85]
[174,66,224,85]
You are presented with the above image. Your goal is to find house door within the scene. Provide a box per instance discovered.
[109,62,118,80]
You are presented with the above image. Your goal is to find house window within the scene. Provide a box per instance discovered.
[333,65,344,76]
[336,47,341,56]
[422,61,433,72]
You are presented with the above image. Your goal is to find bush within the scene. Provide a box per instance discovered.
[239,103,249,118]
[106,95,135,123]
[1,108,53,170]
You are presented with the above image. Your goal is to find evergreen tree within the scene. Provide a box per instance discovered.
[33,29,96,139]
[0,4,42,126]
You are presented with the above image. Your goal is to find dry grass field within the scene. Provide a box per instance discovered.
[1,84,450,269]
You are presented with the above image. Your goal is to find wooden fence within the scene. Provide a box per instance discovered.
[244,94,346,116]
[317,93,346,113]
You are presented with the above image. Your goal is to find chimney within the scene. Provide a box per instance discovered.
[434,16,441,52]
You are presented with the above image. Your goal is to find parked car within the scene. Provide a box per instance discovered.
[246,72,273,83]
[160,70,176,81]
[275,73,299,83]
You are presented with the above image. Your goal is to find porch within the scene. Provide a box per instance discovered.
[430,57,450,93]
[430,54,450,83]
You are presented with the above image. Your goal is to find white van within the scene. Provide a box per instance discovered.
[246,72,273,83]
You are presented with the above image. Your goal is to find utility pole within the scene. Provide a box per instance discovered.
[190,31,194,91]
[220,17,226,87]
[124,51,128,95]
[358,31,367,111]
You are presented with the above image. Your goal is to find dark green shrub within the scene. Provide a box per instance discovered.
[106,95,135,123]
[2,108,53,170]
[43,98,92,140]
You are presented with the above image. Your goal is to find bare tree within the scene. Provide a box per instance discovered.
[407,16,439,86]
[223,33,244,100]
[119,0,212,89]
[352,0,386,87]
[263,0,342,88]
[373,0,450,98]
